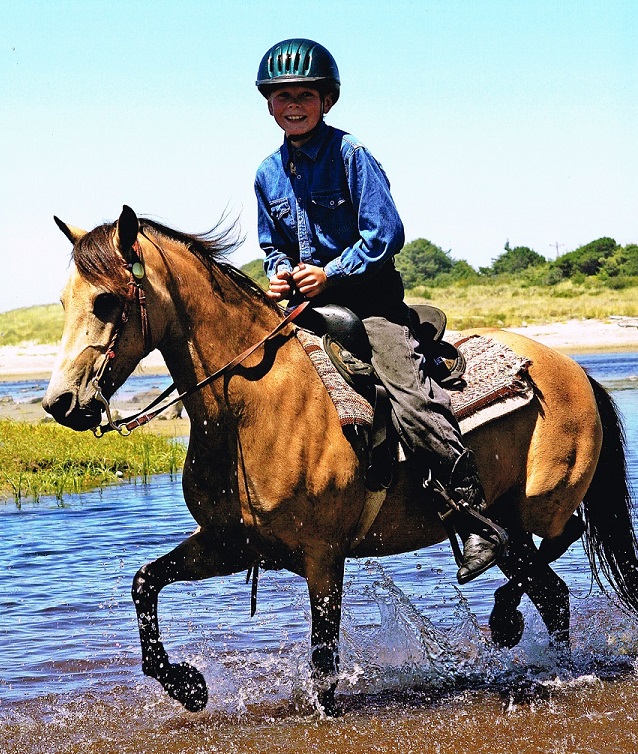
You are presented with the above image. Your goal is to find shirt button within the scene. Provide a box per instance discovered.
[296,174,302,180]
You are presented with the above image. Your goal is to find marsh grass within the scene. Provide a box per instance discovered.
[0,420,186,506]
[406,280,638,330]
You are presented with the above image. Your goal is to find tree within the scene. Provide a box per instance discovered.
[240,258,269,289]
[490,245,547,275]
[551,237,618,278]
[396,238,454,288]
[447,259,479,281]
[600,244,638,278]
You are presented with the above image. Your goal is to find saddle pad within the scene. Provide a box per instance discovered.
[297,329,533,435]
[450,334,534,434]
[296,329,374,427]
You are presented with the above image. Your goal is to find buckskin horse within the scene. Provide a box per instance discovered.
[43,205,638,715]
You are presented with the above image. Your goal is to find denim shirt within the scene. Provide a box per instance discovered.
[255,122,405,287]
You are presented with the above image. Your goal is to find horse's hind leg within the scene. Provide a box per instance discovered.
[490,526,570,650]
[132,527,248,712]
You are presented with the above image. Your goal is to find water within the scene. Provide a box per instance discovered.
[0,374,172,405]
[1,352,638,752]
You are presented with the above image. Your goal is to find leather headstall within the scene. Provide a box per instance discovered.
[91,239,152,435]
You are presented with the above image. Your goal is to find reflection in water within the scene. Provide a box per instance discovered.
[1,353,637,751]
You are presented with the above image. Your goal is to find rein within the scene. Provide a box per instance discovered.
[92,294,309,438]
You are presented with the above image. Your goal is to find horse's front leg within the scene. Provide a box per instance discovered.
[305,552,346,716]
[132,527,247,712]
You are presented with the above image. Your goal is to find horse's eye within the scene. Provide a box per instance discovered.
[93,292,121,322]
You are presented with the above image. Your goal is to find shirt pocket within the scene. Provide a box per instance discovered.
[311,190,348,211]
[268,197,297,241]
[310,190,357,245]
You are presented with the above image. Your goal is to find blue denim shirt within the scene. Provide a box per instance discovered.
[255,122,405,287]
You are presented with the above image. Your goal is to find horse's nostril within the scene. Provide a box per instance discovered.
[42,390,101,432]
[42,391,75,421]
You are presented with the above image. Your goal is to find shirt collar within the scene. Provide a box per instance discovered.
[282,120,330,163]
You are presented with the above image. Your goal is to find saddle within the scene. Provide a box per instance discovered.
[294,303,465,492]
[295,303,466,391]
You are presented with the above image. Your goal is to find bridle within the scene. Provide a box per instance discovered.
[90,238,309,437]
[91,239,152,435]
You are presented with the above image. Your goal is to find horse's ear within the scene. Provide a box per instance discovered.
[54,216,87,245]
[114,205,139,252]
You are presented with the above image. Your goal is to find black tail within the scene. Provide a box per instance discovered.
[582,375,638,613]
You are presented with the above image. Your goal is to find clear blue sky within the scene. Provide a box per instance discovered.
[1,0,636,312]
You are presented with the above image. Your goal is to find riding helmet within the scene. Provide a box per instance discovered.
[256,38,340,103]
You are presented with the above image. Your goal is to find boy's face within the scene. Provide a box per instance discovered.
[267,85,333,142]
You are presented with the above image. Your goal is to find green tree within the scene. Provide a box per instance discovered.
[396,238,454,288]
[240,258,269,289]
[447,259,480,281]
[551,237,618,278]
[491,245,547,275]
[601,244,638,278]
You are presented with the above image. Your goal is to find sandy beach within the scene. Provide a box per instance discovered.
[1,318,636,427]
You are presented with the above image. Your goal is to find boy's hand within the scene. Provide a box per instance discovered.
[266,269,293,301]
[291,262,328,298]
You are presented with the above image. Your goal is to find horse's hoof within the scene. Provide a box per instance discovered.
[502,677,551,706]
[489,607,525,649]
[317,689,341,717]
[160,661,208,712]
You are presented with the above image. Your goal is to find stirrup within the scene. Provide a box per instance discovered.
[425,474,509,566]
[323,334,377,388]
[460,505,509,557]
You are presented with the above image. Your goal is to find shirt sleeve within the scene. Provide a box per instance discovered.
[255,175,296,279]
[323,143,405,282]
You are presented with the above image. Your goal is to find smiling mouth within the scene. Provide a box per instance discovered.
[286,115,306,121]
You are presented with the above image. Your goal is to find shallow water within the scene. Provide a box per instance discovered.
[1,352,637,752]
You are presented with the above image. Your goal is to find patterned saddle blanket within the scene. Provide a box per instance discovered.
[296,330,534,435]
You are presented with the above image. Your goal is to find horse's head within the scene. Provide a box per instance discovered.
[43,206,158,431]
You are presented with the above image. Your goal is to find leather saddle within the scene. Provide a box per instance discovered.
[294,303,466,390]
[294,304,466,491]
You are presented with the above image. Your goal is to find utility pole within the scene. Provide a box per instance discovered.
[550,242,564,259]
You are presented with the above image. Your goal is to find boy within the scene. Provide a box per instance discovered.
[254,38,506,583]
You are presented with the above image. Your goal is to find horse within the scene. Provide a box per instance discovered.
[43,205,638,715]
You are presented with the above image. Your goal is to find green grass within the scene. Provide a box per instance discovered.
[405,280,638,330]
[0,420,186,505]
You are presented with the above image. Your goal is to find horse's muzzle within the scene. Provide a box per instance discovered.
[42,390,103,432]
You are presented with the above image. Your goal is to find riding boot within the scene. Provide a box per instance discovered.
[447,449,508,585]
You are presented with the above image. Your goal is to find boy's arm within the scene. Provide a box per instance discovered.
[323,144,405,283]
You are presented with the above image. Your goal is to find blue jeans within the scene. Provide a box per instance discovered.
[363,316,466,475]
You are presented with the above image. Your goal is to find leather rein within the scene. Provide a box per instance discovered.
[91,241,309,437]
